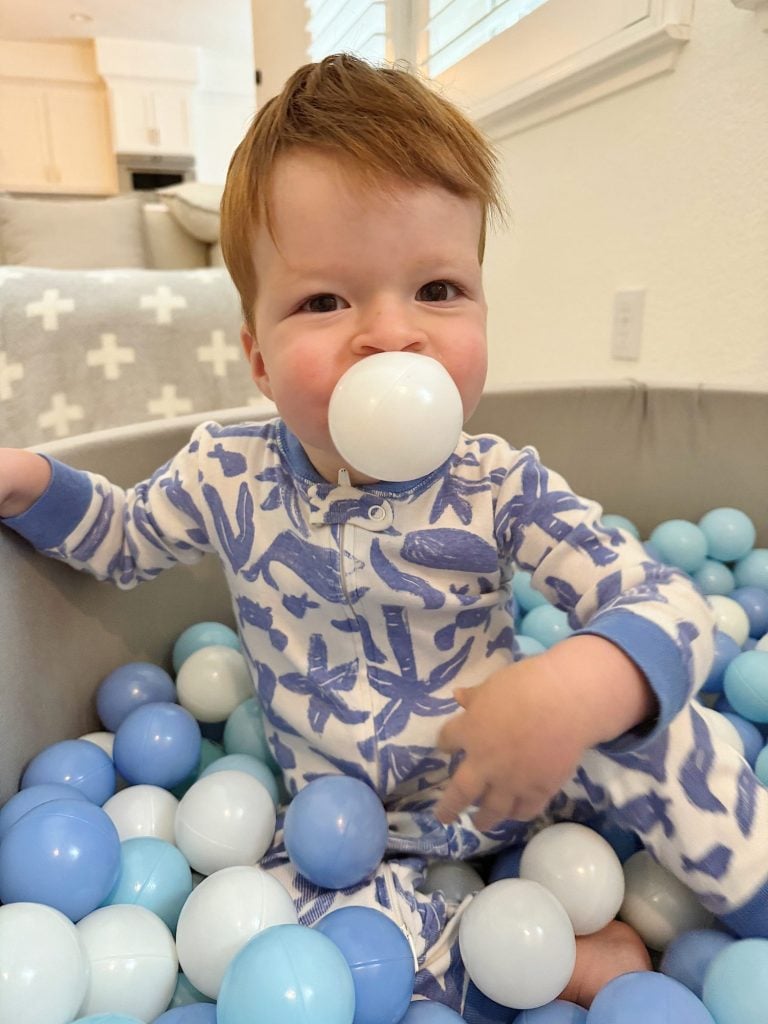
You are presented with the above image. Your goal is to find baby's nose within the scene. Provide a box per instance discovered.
[353,304,428,354]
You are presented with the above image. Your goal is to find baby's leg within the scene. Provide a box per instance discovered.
[565,701,768,935]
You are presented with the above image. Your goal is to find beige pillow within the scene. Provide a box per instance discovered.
[0,193,148,269]
[142,202,209,269]
[156,182,223,244]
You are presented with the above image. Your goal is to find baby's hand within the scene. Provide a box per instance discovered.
[434,636,654,832]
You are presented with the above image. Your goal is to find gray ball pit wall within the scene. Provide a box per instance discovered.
[1,382,766,802]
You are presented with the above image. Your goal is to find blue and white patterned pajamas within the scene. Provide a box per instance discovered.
[7,418,768,1013]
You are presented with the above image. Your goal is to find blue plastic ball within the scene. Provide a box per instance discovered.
[0,781,89,841]
[113,701,202,788]
[0,797,121,921]
[399,1002,466,1022]
[284,776,388,889]
[660,928,736,999]
[516,635,547,659]
[96,662,177,732]
[512,571,549,613]
[200,752,279,804]
[314,906,415,1024]
[488,844,524,882]
[731,586,768,639]
[721,713,764,766]
[600,514,640,539]
[693,560,735,597]
[217,923,355,1024]
[21,738,116,805]
[73,1015,145,1023]
[588,971,715,1023]
[153,1006,218,1024]
[519,605,573,649]
[102,836,192,932]
[698,508,756,563]
[702,938,768,1024]
[516,1000,586,1022]
[649,520,708,573]
[700,631,742,695]
[173,621,241,673]
[722,651,768,723]
[734,550,768,591]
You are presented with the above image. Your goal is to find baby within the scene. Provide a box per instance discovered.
[2,54,767,1017]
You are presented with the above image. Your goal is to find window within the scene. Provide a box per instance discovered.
[424,0,550,76]
[306,0,388,64]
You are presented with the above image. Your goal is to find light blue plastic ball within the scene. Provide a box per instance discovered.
[722,651,768,723]
[0,797,121,921]
[284,775,388,889]
[519,605,573,649]
[223,697,278,771]
[0,781,90,841]
[113,701,201,788]
[399,1002,466,1022]
[698,508,756,564]
[217,924,355,1024]
[702,938,768,1024]
[721,713,764,766]
[648,520,708,573]
[516,635,547,659]
[731,586,768,639]
[153,1005,218,1024]
[200,752,279,804]
[102,836,192,932]
[314,906,415,1024]
[96,662,176,732]
[693,560,735,597]
[734,550,768,591]
[700,631,742,695]
[754,744,768,786]
[588,971,715,1023]
[165,971,216,1008]
[512,571,550,613]
[170,738,226,799]
[21,738,116,805]
[660,928,736,999]
[73,1015,145,1023]
[516,999,587,1022]
[601,514,640,539]
[172,621,241,673]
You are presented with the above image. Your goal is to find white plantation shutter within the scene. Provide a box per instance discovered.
[424,0,550,75]
[305,0,389,63]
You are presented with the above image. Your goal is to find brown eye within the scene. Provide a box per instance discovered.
[418,281,458,302]
[303,294,341,313]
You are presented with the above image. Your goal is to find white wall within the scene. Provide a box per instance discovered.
[194,50,256,183]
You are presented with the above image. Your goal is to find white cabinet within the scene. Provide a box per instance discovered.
[109,82,194,156]
[0,80,117,195]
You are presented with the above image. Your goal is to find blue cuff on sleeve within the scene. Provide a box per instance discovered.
[2,457,93,549]
[575,608,689,752]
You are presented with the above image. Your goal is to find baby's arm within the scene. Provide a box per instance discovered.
[0,449,51,518]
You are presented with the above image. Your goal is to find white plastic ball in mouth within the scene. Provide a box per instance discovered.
[328,352,464,482]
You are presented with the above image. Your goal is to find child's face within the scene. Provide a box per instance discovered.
[241,150,488,483]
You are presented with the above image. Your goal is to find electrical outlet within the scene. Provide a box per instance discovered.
[611,289,646,360]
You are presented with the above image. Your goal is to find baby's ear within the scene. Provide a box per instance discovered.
[240,324,273,399]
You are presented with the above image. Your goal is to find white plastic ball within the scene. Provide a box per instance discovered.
[419,859,485,906]
[458,878,576,1009]
[708,595,751,647]
[174,769,276,875]
[79,731,115,758]
[102,784,179,843]
[619,850,714,951]
[0,902,88,1024]
[328,352,464,482]
[175,865,299,998]
[519,822,625,935]
[76,904,178,1020]
[175,645,253,723]
[695,704,745,756]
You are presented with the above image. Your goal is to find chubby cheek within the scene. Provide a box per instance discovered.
[267,351,340,443]
[446,335,488,421]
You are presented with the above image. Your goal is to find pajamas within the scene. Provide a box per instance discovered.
[7,417,768,1014]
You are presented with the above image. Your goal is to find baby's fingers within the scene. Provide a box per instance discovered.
[433,761,485,825]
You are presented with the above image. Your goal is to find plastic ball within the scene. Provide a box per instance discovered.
[734,549,768,590]
[487,843,525,882]
[113,701,201,788]
[519,822,625,935]
[648,520,708,573]
[284,775,388,889]
[175,864,298,998]
[723,650,768,723]
[102,836,192,933]
[693,559,735,597]
[754,743,768,785]
[21,738,116,805]
[458,878,576,1009]
[721,712,763,765]
[76,904,178,1020]
[694,704,744,756]
[223,696,278,769]
[96,662,176,732]
[0,901,89,1024]
[154,1006,218,1024]
[174,769,276,875]
[601,513,640,539]
[586,813,642,864]
[73,1015,145,1023]
[702,937,768,1024]
[0,781,89,841]
[588,970,715,1023]
[399,1002,466,1022]
[519,604,573,649]
[199,752,279,804]
[315,906,416,1024]
[165,972,216,1008]
[0,797,121,921]
[731,586,768,638]
[757,632,768,652]
[328,352,464,482]
[419,859,485,905]
[707,595,751,646]
[516,1000,587,1022]
[698,508,756,563]
[217,923,355,1024]
[171,738,227,798]
[512,570,550,612]
[79,731,116,758]
[619,850,714,951]
[102,783,179,842]
[700,630,741,694]
[175,645,253,723]
[516,635,547,658]
[173,620,241,673]
[660,928,736,999]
